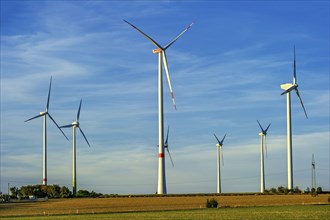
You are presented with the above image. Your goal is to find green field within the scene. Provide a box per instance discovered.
[1,205,329,220]
[1,194,329,219]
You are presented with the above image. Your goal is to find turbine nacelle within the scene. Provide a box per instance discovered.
[72,121,79,127]
[216,143,222,148]
[40,111,47,116]
[280,83,298,95]
[153,48,163,54]
[258,132,265,136]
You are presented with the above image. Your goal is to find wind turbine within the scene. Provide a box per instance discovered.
[60,99,90,196]
[311,153,316,191]
[124,20,194,194]
[257,120,271,193]
[213,133,226,193]
[280,47,308,190]
[25,76,68,185]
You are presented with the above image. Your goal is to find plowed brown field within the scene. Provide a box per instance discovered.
[0,194,329,217]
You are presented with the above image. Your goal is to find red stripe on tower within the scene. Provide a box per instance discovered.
[159,153,164,158]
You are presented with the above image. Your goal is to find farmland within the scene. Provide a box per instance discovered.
[0,194,329,219]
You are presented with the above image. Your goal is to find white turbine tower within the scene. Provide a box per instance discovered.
[25,76,68,185]
[60,99,90,196]
[213,133,226,193]
[124,20,193,194]
[257,120,271,193]
[280,47,308,190]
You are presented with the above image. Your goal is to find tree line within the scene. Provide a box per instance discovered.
[265,186,323,194]
[1,184,324,201]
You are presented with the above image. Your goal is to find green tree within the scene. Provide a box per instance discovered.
[20,185,35,198]
[9,187,19,198]
[270,187,277,193]
[60,186,72,198]
[277,186,287,193]
[45,185,61,198]
[316,187,322,194]
[33,185,47,198]
[77,189,90,198]
[311,188,316,193]
[293,186,301,194]
[305,187,310,193]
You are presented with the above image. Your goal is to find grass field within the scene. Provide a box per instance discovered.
[1,194,329,219]
[0,205,329,220]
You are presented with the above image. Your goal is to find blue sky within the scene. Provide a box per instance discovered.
[1,0,329,194]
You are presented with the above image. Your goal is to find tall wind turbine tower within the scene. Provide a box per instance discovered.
[25,76,68,185]
[280,47,308,190]
[60,99,90,196]
[124,20,193,194]
[213,133,226,193]
[257,120,271,193]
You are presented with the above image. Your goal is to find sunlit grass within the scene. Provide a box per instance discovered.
[1,205,329,220]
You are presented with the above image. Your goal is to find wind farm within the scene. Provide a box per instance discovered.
[1,2,329,219]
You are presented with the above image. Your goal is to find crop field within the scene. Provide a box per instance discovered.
[0,194,329,219]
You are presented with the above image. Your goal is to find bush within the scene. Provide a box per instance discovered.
[206,198,218,208]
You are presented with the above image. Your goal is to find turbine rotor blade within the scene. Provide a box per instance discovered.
[220,134,226,145]
[165,125,170,145]
[25,114,43,122]
[162,51,177,110]
[123,20,163,49]
[79,126,90,147]
[166,148,174,167]
[293,46,297,85]
[164,21,194,50]
[264,136,268,159]
[281,84,297,95]
[213,133,221,144]
[47,113,69,140]
[257,120,264,132]
[265,123,271,133]
[295,88,308,119]
[77,99,82,121]
[60,124,73,128]
[46,76,52,112]
[221,147,224,166]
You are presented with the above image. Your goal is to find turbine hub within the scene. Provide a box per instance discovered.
[259,132,265,136]
[216,143,221,148]
[40,111,46,115]
[72,121,79,127]
[153,48,163,54]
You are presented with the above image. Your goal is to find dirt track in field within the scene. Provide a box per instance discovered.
[0,194,329,217]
